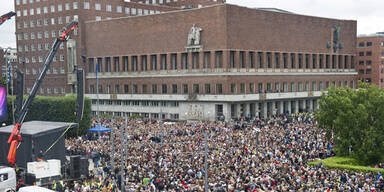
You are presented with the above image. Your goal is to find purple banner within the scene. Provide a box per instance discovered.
[0,87,7,121]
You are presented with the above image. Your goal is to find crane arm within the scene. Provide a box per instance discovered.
[0,11,16,26]
[7,21,78,166]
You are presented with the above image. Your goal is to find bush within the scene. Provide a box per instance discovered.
[309,157,384,174]
[4,95,91,137]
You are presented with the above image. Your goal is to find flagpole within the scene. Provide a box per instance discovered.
[96,63,100,137]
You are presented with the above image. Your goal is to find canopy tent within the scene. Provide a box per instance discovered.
[88,124,111,133]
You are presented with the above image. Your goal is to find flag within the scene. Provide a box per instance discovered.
[8,66,11,82]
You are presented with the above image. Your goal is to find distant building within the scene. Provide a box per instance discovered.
[14,0,224,96]
[356,33,384,88]
[83,4,357,120]
[1,48,17,79]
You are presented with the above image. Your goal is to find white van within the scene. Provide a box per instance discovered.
[0,166,16,192]
[18,186,55,192]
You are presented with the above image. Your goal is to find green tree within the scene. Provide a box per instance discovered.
[316,82,384,165]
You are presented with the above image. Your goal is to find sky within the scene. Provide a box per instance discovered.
[1,0,383,48]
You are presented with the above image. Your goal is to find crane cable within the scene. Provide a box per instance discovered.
[43,123,75,155]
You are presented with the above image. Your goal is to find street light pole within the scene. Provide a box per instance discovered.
[204,128,208,192]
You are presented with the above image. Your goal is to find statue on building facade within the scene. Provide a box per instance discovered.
[187,24,203,46]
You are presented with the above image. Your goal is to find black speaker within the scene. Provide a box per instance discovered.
[24,173,36,185]
[69,155,81,179]
[15,69,24,121]
[75,68,84,122]
[80,157,89,177]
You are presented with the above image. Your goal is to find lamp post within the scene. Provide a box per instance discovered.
[3,48,15,124]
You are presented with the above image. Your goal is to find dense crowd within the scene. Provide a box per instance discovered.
[62,114,384,192]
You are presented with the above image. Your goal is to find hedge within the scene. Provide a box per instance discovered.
[4,95,91,137]
[309,156,384,173]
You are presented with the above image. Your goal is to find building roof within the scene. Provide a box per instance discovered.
[358,32,384,38]
[255,8,293,14]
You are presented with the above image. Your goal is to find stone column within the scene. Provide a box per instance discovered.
[188,52,193,71]
[210,51,216,70]
[272,101,276,115]
[279,101,284,114]
[294,100,299,114]
[245,103,250,118]
[199,51,204,69]
[287,101,292,114]
[309,99,314,113]
[263,102,268,118]
[157,54,162,71]
[302,99,307,112]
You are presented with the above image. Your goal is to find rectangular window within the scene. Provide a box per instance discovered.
[366,42,372,47]
[216,84,223,94]
[95,3,101,10]
[141,55,147,71]
[105,57,111,72]
[290,53,295,68]
[88,58,94,72]
[239,51,245,68]
[312,81,317,91]
[359,52,364,56]
[171,54,177,70]
[366,51,372,56]
[124,84,129,93]
[249,83,254,93]
[132,84,138,94]
[240,83,245,94]
[275,53,280,68]
[116,6,122,13]
[215,51,222,68]
[290,82,296,92]
[204,52,210,68]
[106,5,112,12]
[183,84,188,94]
[113,57,119,72]
[162,84,167,94]
[160,54,167,70]
[114,84,120,94]
[258,52,263,68]
[132,56,138,71]
[230,84,236,94]
[142,84,148,94]
[298,53,303,68]
[283,53,288,68]
[230,51,235,68]
[205,84,211,94]
[193,84,199,94]
[172,84,177,94]
[249,52,254,68]
[192,52,199,69]
[151,55,157,70]
[366,69,372,74]
[84,2,90,9]
[152,84,157,94]
[358,42,365,47]
[182,53,188,69]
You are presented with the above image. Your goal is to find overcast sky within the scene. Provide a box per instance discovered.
[1,0,383,48]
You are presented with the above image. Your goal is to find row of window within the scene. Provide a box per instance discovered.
[24,67,65,75]
[358,41,384,48]
[91,100,179,107]
[17,15,78,30]
[19,43,64,53]
[358,69,372,75]
[26,87,66,95]
[358,51,373,56]
[358,41,373,47]
[358,60,372,65]
[91,111,179,119]
[88,52,355,73]
[19,54,65,64]
[16,2,163,17]
[89,80,356,95]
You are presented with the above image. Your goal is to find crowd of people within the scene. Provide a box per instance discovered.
[61,114,384,192]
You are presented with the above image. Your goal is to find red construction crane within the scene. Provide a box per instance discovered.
[0,12,16,26]
[7,21,78,167]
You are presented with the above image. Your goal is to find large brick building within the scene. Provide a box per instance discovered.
[14,1,357,121]
[356,33,384,88]
[84,4,357,120]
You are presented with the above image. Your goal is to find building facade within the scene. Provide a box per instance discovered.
[83,4,357,121]
[14,0,190,96]
[356,33,384,88]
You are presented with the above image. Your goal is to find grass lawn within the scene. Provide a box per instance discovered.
[309,156,384,173]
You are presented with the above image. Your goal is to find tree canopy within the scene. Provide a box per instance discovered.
[316,82,384,165]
